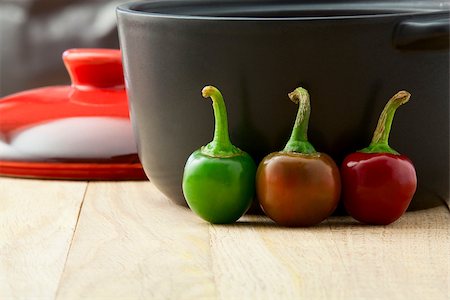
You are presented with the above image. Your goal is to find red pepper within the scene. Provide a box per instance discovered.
[341,91,417,225]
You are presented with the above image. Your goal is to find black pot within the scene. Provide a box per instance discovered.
[117,0,449,206]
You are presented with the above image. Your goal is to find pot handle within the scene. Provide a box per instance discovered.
[393,12,449,50]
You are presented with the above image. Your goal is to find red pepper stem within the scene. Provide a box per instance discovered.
[361,90,411,155]
[201,86,241,157]
[283,87,316,154]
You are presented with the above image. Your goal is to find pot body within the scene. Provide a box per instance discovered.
[117,1,449,205]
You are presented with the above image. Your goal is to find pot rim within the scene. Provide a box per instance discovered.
[117,0,449,22]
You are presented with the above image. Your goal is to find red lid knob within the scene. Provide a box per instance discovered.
[63,49,125,89]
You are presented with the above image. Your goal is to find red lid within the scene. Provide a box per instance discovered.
[63,48,125,89]
[0,49,146,180]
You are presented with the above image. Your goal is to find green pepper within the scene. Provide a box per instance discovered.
[182,86,256,224]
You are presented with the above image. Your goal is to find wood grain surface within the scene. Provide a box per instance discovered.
[0,178,87,300]
[56,182,216,300]
[0,178,449,300]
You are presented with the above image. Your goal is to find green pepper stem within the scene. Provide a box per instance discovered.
[201,86,241,157]
[361,90,411,155]
[283,87,316,154]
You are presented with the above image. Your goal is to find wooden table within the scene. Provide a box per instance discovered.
[1,177,449,299]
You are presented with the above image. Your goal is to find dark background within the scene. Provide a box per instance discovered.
[0,0,130,97]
